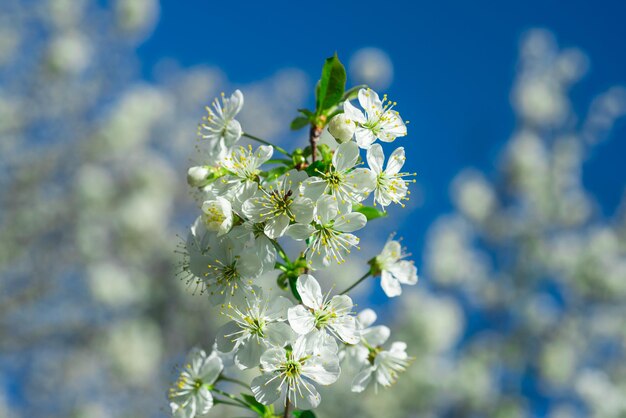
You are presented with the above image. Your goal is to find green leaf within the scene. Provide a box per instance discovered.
[290,116,310,130]
[293,411,317,418]
[240,393,268,416]
[316,53,346,115]
[288,275,302,302]
[304,160,327,177]
[353,204,388,221]
[298,108,315,118]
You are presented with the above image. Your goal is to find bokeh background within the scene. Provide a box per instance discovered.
[2,1,626,417]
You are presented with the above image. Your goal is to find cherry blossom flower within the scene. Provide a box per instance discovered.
[343,88,407,149]
[251,335,340,410]
[288,274,359,345]
[169,348,223,418]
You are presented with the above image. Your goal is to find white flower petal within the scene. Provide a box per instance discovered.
[355,127,377,149]
[343,99,366,124]
[196,386,214,415]
[215,321,241,353]
[386,147,406,175]
[291,379,321,410]
[301,176,328,201]
[286,223,315,241]
[390,341,408,355]
[380,271,402,297]
[259,347,287,371]
[357,308,377,328]
[199,354,224,384]
[381,240,402,262]
[303,328,339,354]
[366,143,385,174]
[348,168,376,196]
[351,367,374,393]
[265,322,296,347]
[251,373,282,406]
[287,304,316,335]
[315,195,339,225]
[296,274,323,309]
[333,141,360,173]
[302,354,341,385]
[328,294,353,314]
[358,88,382,114]
[291,197,314,224]
[265,296,293,321]
[264,213,290,239]
[333,212,367,233]
[362,325,391,346]
[331,315,360,344]
[255,145,274,164]
[389,260,418,285]
[235,338,266,369]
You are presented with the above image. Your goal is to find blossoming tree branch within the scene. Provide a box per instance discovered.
[170,54,418,418]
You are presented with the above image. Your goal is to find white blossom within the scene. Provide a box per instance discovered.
[199,90,244,159]
[288,274,359,346]
[327,113,356,143]
[216,289,295,369]
[169,348,223,418]
[343,88,407,149]
[366,143,414,209]
[200,197,233,236]
[242,169,314,239]
[251,335,340,410]
[351,341,411,392]
[186,166,210,187]
[215,144,273,199]
[184,219,262,305]
[288,195,366,269]
[301,141,375,212]
[228,221,276,274]
[374,238,418,297]
[342,309,391,368]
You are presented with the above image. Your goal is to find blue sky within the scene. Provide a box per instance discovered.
[137,0,626,267]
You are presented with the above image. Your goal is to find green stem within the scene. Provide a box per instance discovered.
[218,375,249,389]
[271,240,291,264]
[212,388,250,408]
[213,398,249,409]
[275,262,289,272]
[243,132,291,157]
[266,158,293,165]
[339,271,371,295]
[283,387,291,418]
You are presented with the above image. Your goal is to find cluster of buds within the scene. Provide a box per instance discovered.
[170,55,418,417]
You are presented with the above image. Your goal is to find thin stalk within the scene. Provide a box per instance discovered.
[214,398,249,409]
[309,125,322,162]
[243,132,291,157]
[283,388,291,418]
[218,374,249,389]
[266,158,294,165]
[211,388,250,408]
[339,271,371,295]
[271,240,291,264]
[275,262,289,272]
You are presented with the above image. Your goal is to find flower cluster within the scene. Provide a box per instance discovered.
[171,55,419,417]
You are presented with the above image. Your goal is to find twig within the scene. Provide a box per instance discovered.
[309,125,322,162]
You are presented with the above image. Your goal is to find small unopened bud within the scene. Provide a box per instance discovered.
[328,113,356,143]
[187,166,210,187]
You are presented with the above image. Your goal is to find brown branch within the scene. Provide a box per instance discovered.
[283,392,291,418]
[309,125,322,162]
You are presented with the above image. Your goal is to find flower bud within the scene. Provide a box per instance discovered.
[187,166,210,187]
[327,113,356,143]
